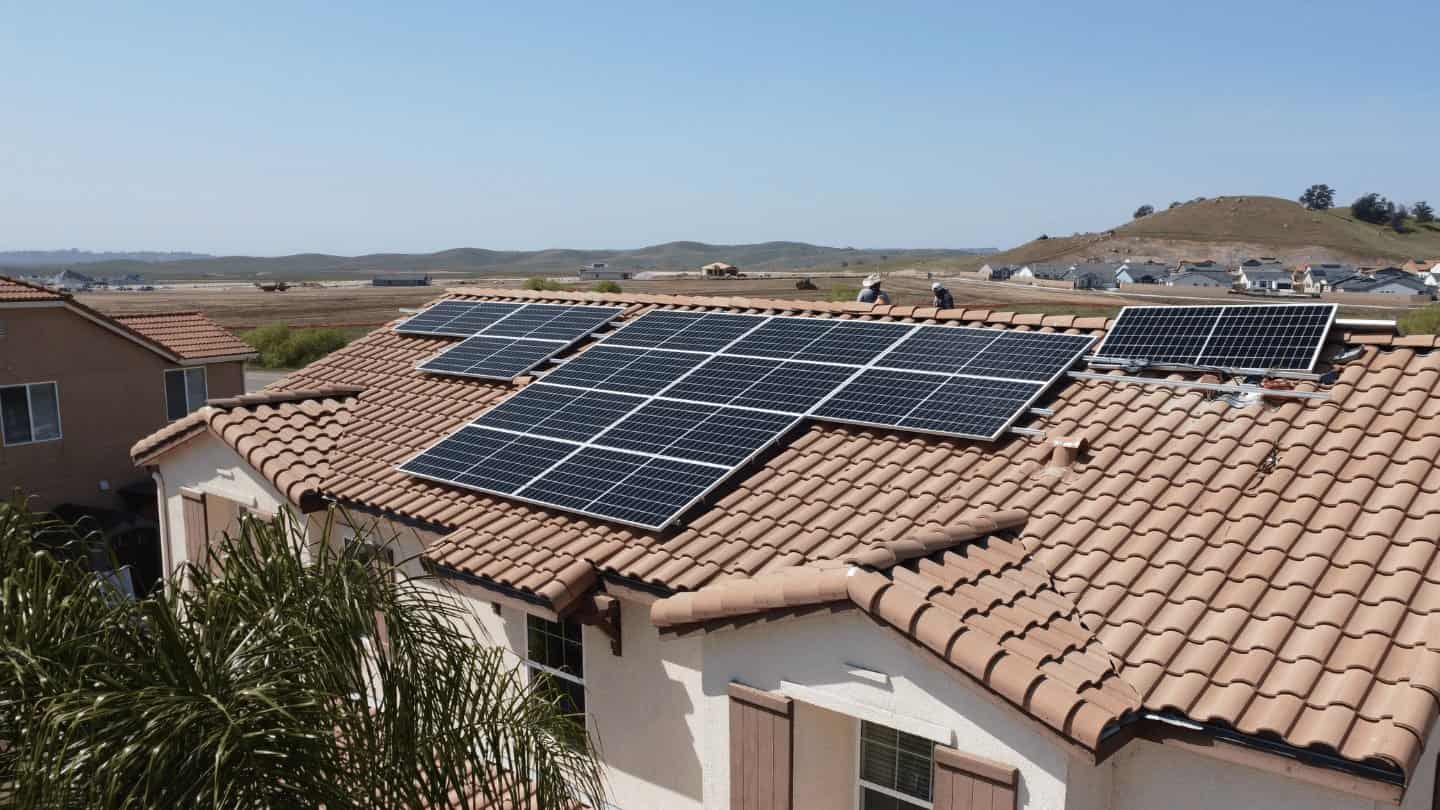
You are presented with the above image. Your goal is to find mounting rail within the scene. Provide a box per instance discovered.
[1067,371,1329,400]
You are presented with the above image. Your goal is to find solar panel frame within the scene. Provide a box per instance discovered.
[1094,303,1337,371]
[395,301,524,337]
[416,336,570,380]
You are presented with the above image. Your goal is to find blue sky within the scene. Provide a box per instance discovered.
[2,1,1436,255]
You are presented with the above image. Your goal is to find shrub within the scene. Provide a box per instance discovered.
[1299,184,1335,210]
[1414,201,1434,224]
[1351,192,1395,225]
[522,277,572,292]
[592,280,622,293]
[827,286,860,302]
[1133,204,1154,219]
[243,325,350,369]
[1399,304,1440,336]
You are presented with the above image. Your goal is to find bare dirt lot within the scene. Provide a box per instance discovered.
[78,273,1415,335]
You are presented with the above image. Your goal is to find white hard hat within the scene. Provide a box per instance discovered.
[931,281,942,290]
[863,274,882,287]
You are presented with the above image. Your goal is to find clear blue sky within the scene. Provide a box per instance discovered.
[3,1,1436,256]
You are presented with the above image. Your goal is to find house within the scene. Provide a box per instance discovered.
[1332,267,1434,297]
[1401,259,1440,275]
[1168,269,1234,288]
[1115,261,1170,285]
[701,262,739,279]
[44,268,99,291]
[1065,262,1120,290]
[372,274,432,287]
[1299,263,1354,294]
[1,277,255,513]
[976,263,1018,281]
[579,263,631,281]
[134,287,1440,810]
[1174,259,1222,274]
[1012,263,1072,282]
[1237,267,1295,292]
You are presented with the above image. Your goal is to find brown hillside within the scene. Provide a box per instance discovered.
[988,196,1440,267]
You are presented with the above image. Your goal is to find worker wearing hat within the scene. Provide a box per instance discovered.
[856,274,891,305]
[931,281,954,310]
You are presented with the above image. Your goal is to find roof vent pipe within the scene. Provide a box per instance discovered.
[1050,436,1087,469]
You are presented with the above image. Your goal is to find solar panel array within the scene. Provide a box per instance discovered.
[400,310,1095,530]
[397,301,625,380]
[1095,303,1337,371]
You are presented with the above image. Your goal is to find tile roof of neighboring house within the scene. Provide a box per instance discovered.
[113,311,257,360]
[147,287,1440,786]
[1242,269,1294,282]
[1170,270,1233,284]
[1334,272,1431,293]
[132,386,361,506]
[0,275,66,302]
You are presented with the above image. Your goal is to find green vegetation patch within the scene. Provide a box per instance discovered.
[243,324,351,369]
[1399,304,1440,336]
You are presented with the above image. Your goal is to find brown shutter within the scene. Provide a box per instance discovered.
[180,489,208,568]
[932,746,1018,810]
[728,683,792,810]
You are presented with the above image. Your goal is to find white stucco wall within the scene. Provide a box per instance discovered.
[694,610,1073,810]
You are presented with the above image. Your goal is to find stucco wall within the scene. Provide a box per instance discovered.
[694,610,1073,810]
[1,304,245,510]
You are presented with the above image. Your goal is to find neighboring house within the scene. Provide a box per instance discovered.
[976,263,1018,281]
[1174,259,1222,273]
[1115,261,1170,285]
[0,277,255,513]
[372,275,431,287]
[1237,267,1295,292]
[1065,262,1119,289]
[135,288,1440,810]
[580,263,632,281]
[1168,269,1234,288]
[1401,258,1440,275]
[701,262,739,279]
[1332,267,1434,296]
[1012,263,1072,282]
[1299,263,1354,294]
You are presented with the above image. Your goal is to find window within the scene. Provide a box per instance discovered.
[164,368,208,420]
[859,720,934,810]
[526,614,586,744]
[0,382,62,446]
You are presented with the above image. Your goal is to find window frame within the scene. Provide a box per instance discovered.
[855,719,935,810]
[0,381,63,447]
[164,366,209,421]
[524,613,586,688]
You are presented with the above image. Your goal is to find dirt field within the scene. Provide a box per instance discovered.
[78,273,1414,334]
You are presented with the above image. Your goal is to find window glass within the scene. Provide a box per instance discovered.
[165,370,189,421]
[860,721,933,808]
[526,614,584,680]
[185,368,208,411]
[0,386,32,445]
[28,383,60,441]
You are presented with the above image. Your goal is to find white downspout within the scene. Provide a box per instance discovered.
[150,468,172,585]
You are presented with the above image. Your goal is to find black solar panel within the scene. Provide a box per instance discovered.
[483,304,621,341]
[396,301,522,336]
[398,427,574,493]
[417,336,566,380]
[877,326,1005,373]
[517,448,731,530]
[471,384,644,442]
[543,346,705,395]
[1096,304,1336,371]
[596,401,797,466]
[401,307,1098,529]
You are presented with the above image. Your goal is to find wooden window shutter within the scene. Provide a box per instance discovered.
[180,489,208,569]
[932,745,1019,810]
[727,683,793,810]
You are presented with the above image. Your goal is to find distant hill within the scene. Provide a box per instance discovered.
[0,249,213,267]
[987,196,1440,267]
[1,242,994,282]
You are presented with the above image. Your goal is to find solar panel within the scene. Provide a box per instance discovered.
[470,384,645,442]
[401,307,1097,530]
[417,336,566,380]
[1095,303,1336,371]
[396,301,523,336]
[483,304,624,341]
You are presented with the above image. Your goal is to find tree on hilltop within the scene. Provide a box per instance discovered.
[1351,192,1396,225]
[1299,184,1335,210]
[1414,201,1435,224]
[1133,204,1155,219]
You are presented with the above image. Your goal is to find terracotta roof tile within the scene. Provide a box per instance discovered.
[213,288,1440,781]
[110,311,256,360]
[0,275,66,302]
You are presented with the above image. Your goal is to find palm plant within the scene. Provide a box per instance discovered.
[0,502,604,809]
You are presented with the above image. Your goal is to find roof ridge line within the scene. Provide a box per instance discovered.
[204,385,365,411]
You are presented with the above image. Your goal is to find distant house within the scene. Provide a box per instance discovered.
[1332,267,1434,296]
[1237,267,1294,292]
[976,263,1018,280]
[1169,269,1234,288]
[1401,258,1440,275]
[701,262,739,279]
[1013,263,1073,282]
[1066,262,1120,290]
[1174,259,1222,274]
[578,263,631,281]
[371,275,431,287]
[1298,263,1353,294]
[1115,260,1170,285]
[45,269,98,291]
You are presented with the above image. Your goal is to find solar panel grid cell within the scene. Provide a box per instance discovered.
[962,331,1099,381]
[1096,304,1335,371]
[472,385,645,442]
[417,336,564,379]
[543,346,704,395]
[812,369,947,426]
[876,326,1001,373]
[792,321,914,365]
[901,377,1042,437]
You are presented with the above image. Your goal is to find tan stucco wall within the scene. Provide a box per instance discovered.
[1,304,244,510]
